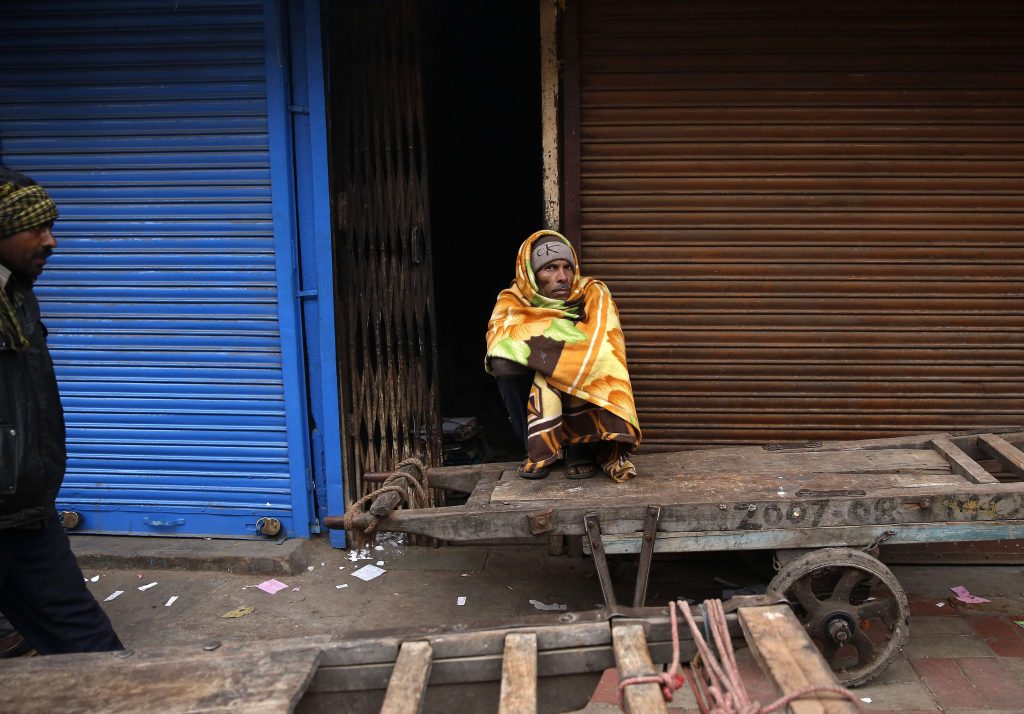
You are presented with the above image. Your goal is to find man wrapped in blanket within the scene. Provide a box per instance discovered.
[486,230,641,481]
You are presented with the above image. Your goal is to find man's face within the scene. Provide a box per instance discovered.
[0,222,57,282]
[535,258,575,299]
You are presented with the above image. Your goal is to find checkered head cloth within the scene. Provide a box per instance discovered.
[0,183,59,238]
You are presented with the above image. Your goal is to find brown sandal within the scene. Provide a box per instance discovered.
[516,461,550,479]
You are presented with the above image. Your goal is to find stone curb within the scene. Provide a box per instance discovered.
[70,535,314,576]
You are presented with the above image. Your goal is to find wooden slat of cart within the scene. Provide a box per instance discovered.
[613,624,669,714]
[979,434,1024,479]
[380,641,433,714]
[929,437,1000,484]
[0,639,324,714]
[499,632,537,714]
[739,606,860,714]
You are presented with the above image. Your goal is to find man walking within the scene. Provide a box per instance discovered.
[0,167,123,654]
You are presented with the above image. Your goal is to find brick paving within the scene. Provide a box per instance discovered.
[579,591,1024,713]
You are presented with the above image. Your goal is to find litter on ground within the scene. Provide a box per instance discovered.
[951,585,990,604]
[336,584,349,589]
[104,591,124,602]
[138,582,158,592]
[457,596,467,606]
[256,579,289,595]
[352,564,386,581]
[222,606,255,618]
[164,596,178,607]
[529,599,567,611]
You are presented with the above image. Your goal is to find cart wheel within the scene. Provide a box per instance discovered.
[768,547,909,687]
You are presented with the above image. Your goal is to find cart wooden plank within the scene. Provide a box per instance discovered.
[929,437,1000,484]
[381,641,433,714]
[499,632,537,714]
[979,434,1024,479]
[613,624,669,714]
[0,639,323,714]
[491,447,956,505]
[738,606,859,714]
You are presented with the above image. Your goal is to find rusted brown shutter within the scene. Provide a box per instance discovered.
[574,1,1024,450]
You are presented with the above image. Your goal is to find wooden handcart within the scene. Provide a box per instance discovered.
[0,596,861,714]
[326,429,1024,686]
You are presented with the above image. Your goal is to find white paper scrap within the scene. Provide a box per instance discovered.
[936,602,945,608]
[104,591,124,602]
[138,582,158,591]
[860,698,872,704]
[376,560,385,566]
[165,596,178,607]
[529,599,567,611]
[336,584,349,589]
[457,596,467,606]
[352,564,386,581]
[374,545,384,551]
[307,565,315,571]
[90,575,100,582]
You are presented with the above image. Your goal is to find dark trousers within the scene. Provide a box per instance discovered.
[496,374,533,452]
[0,513,123,655]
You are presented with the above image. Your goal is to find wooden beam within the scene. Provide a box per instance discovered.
[979,434,1024,480]
[930,437,999,484]
[540,0,560,230]
[499,632,537,714]
[738,606,859,714]
[380,641,433,714]
[612,624,669,714]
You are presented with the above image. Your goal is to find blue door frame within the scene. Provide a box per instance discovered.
[267,0,347,545]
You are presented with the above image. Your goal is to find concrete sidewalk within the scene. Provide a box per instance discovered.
[67,534,1024,713]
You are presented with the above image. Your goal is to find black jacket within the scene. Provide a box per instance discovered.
[0,276,67,529]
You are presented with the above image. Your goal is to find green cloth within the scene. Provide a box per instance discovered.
[0,183,58,238]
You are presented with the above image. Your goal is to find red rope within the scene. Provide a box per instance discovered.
[617,599,867,713]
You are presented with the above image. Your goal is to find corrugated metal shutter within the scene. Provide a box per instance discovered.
[0,0,300,536]
[576,1,1024,450]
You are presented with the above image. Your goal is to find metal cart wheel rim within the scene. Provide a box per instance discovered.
[769,546,910,687]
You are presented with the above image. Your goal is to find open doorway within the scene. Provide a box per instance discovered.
[422,1,544,463]
[323,0,543,488]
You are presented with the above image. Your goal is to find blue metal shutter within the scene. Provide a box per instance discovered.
[0,0,307,537]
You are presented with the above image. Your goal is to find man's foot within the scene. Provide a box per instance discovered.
[516,462,550,479]
[0,631,32,658]
[565,444,597,479]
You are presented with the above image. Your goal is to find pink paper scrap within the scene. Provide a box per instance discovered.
[950,585,990,604]
[257,578,289,595]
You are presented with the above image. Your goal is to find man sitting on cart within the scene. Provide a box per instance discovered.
[486,230,641,481]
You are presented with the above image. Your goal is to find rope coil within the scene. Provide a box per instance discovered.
[342,457,430,545]
[618,598,865,714]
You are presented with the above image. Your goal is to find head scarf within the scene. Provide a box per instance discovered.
[514,230,584,311]
[0,183,59,238]
[0,181,57,352]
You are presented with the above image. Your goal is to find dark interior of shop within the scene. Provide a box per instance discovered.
[323,1,544,467]
[422,1,543,463]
